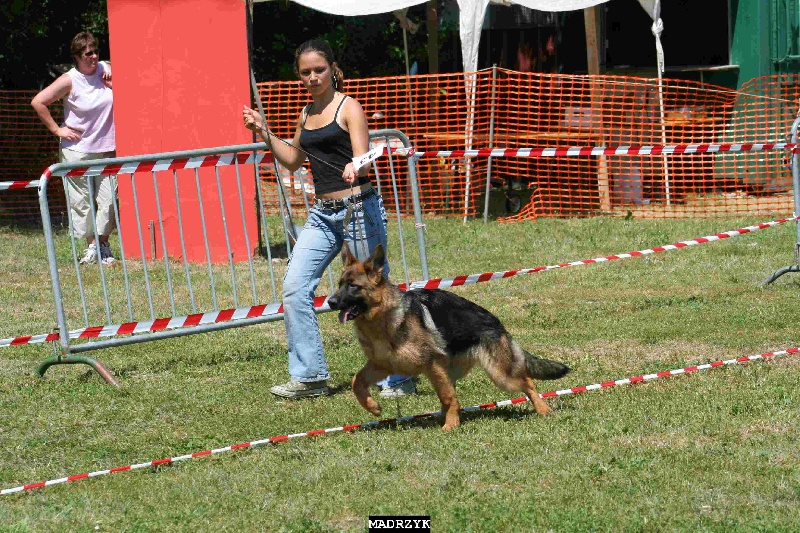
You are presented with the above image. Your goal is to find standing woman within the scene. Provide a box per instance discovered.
[242,39,414,399]
[31,31,117,265]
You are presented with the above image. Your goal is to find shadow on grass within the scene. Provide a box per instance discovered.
[257,242,289,260]
[354,402,555,432]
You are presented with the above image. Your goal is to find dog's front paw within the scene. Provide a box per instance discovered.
[365,398,382,417]
[441,413,461,430]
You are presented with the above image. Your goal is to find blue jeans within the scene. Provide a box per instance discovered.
[282,192,410,388]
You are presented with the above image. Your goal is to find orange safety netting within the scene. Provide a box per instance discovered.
[256,69,800,220]
[2,71,799,224]
[0,90,65,223]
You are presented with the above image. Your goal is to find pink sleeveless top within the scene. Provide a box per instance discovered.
[62,62,116,153]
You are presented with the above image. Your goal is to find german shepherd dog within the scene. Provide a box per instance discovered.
[327,243,570,429]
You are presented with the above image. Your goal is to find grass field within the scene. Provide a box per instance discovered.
[1,215,799,531]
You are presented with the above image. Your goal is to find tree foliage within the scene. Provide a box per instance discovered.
[0,0,108,89]
[0,0,459,89]
[250,0,460,82]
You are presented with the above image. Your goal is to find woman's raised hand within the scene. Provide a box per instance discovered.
[242,105,266,133]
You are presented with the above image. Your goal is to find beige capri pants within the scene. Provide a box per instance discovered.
[61,147,118,239]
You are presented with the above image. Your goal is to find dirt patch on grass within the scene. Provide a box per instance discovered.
[546,339,724,373]
[609,432,715,450]
[327,510,363,531]
[769,352,800,368]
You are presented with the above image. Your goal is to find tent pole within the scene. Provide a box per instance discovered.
[483,64,498,222]
[403,27,410,76]
[650,12,671,206]
[403,26,416,126]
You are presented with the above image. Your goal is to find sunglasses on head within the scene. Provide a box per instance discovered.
[83,49,98,57]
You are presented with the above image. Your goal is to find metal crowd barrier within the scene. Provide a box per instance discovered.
[763,115,800,285]
[38,129,429,385]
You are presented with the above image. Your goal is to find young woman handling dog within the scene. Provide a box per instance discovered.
[242,39,414,399]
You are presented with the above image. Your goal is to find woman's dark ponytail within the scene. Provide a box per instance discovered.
[331,64,344,91]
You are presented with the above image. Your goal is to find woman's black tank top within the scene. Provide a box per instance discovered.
[299,95,370,195]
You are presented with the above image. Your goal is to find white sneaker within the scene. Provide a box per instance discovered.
[379,379,416,398]
[79,243,99,264]
[99,242,116,265]
[269,379,329,399]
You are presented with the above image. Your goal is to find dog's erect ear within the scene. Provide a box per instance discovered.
[365,243,385,274]
[341,241,358,267]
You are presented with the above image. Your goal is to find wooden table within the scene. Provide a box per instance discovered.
[422,128,611,210]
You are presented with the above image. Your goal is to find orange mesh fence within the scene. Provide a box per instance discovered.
[0,90,65,224]
[255,71,492,218]
[3,72,799,225]
[257,69,800,220]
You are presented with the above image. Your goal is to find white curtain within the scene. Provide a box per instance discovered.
[457,1,660,74]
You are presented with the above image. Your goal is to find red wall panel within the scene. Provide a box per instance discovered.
[108,0,257,263]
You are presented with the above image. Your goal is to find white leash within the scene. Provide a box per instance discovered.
[344,146,383,260]
[344,185,369,259]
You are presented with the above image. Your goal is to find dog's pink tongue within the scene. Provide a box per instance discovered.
[338,310,350,323]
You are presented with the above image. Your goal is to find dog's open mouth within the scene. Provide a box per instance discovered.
[338,306,361,323]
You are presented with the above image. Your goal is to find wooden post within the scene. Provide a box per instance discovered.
[427,0,438,74]
[583,7,601,75]
[584,6,611,212]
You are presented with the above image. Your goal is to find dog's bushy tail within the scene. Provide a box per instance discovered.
[522,350,570,380]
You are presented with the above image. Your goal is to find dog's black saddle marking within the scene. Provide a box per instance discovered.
[402,289,506,354]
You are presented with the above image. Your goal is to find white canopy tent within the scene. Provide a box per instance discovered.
[253,1,664,75]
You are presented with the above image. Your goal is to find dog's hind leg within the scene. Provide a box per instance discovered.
[522,376,552,416]
[478,338,554,417]
[352,361,390,417]
[425,360,461,430]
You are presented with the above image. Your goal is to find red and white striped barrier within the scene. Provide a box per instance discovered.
[0,180,40,191]
[1,152,273,190]
[0,299,313,348]
[2,345,795,496]
[2,216,796,349]
[51,152,271,178]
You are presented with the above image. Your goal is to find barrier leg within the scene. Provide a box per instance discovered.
[762,117,800,287]
[37,336,120,387]
[761,243,800,286]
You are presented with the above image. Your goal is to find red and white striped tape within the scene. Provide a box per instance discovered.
[5,141,794,190]
[394,141,800,159]
[401,216,798,291]
[2,345,795,495]
[0,180,40,191]
[2,216,795,349]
